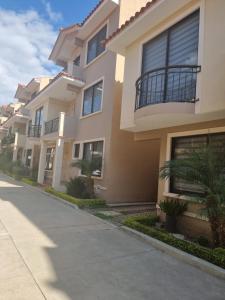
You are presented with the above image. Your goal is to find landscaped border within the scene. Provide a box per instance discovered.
[123,215,225,270]
[45,187,106,209]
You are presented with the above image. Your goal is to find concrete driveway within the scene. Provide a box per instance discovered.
[0,174,224,300]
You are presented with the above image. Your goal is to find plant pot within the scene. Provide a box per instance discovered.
[165,215,177,233]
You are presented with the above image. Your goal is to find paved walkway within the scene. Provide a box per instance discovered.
[0,174,224,300]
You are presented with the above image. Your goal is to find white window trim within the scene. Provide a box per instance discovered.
[80,76,104,119]
[84,20,109,68]
[137,1,204,101]
[72,137,105,180]
[164,126,225,197]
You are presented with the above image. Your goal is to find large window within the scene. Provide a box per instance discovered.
[35,107,43,126]
[82,81,103,116]
[83,141,103,177]
[87,25,107,64]
[171,132,225,195]
[139,10,200,106]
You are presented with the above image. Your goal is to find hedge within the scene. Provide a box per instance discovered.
[22,178,38,186]
[123,215,225,269]
[45,187,106,209]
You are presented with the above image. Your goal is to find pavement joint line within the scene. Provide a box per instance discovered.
[0,215,47,300]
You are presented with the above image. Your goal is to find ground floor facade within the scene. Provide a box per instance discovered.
[135,118,225,240]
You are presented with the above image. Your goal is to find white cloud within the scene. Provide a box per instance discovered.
[42,0,62,22]
[0,8,60,104]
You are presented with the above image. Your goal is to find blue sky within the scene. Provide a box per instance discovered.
[0,0,99,104]
[0,0,100,28]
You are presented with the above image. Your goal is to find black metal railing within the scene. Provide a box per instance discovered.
[28,125,42,138]
[44,118,59,135]
[135,65,201,110]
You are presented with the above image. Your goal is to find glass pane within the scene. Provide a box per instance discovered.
[74,144,80,158]
[93,81,103,112]
[83,88,93,116]
[96,25,107,56]
[87,25,107,64]
[171,135,207,194]
[92,141,103,177]
[83,143,92,161]
[87,39,97,64]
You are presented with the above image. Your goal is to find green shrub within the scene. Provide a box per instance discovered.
[66,176,95,199]
[22,178,38,186]
[11,161,30,180]
[159,199,188,216]
[123,216,225,269]
[45,187,106,209]
[196,236,210,248]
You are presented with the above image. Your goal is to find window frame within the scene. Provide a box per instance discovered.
[82,140,104,178]
[81,78,104,118]
[166,128,225,197]
[85,23,108,66]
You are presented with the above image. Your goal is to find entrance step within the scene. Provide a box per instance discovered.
[108,202,156,214]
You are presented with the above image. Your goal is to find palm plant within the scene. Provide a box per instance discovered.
[160,143,225,247]
[71,157,102,199]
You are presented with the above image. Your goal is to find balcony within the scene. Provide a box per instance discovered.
[44,118,59,135]
[28,125,41,138]
[136,65,201,109]
[42,112,76,140]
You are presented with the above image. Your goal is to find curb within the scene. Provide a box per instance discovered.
[121,225,225,281]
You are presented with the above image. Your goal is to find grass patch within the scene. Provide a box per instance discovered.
[94,212,114,221]
[45,187,106,209]
[123,215,225,270]
[22,178,38,186]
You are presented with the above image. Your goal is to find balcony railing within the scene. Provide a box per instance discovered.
[28,125,41,138]
[44,118,59,135]
[135,65,201,110]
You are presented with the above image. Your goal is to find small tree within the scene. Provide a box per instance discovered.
[160,143,225,247]
[71,157,102,199]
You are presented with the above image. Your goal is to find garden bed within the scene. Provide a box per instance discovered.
[45,187,106,209]
[123,215,225,269]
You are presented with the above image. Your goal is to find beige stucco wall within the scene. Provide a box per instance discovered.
[54,1,162,203]
[120,0,225,131]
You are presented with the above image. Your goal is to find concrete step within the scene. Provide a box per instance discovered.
[108,202,156,214]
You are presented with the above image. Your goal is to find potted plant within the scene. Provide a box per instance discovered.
[159,199,187,233]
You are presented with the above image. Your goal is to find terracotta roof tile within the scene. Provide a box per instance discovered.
[106,0,160,43]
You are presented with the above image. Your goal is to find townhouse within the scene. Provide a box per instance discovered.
[20,0,159,204]
[107,0,225,237]
[14,77,52,171]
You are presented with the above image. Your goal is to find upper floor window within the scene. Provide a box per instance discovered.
[171,132,225,195]
[35,107,43,126]
[73,56,80,67]
[86,25,107,64]
[82,81,103,116]
[137,10,200,108]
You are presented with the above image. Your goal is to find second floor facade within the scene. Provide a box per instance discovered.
[107,0,225,132]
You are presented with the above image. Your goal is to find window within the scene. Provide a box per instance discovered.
[73,56,80,67]
[140,10,200,105]
[87,25,107,64]
[171,132,225,195]
[25,149,32,167]
[82,81,103,116]
[35,107,43,126]
[73,143,80,159]
[83,141,103,177]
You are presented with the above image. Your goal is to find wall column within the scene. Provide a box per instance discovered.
[52,138,64,190]
[12,132,19,161]
[38,141,47,184]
